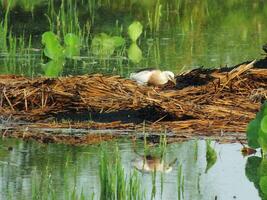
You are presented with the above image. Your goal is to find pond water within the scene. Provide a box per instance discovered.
[0,0,267,77]
[0,138,265,200]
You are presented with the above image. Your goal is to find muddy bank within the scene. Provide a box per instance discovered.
[0,57,267,144]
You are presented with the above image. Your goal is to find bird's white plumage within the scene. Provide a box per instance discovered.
[129,70,154,85]
[130,69,175,86]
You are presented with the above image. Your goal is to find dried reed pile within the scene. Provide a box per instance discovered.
[0,58,267,140]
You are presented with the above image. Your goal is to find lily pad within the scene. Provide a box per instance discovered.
[128,21,143,42]
[42,31,64,60]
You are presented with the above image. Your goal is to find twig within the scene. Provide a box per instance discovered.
[3,87,14,111]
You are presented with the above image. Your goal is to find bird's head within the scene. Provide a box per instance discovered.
[163,71,176,85]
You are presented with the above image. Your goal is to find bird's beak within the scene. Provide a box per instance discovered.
[170,77,176,85]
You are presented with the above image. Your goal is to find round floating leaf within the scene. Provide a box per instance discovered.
[128,21,143,42]
[247,119,261,149]
[128,43,142,63]
[260,176,267,195]
[41,31,64,60]
[261,115,267,133]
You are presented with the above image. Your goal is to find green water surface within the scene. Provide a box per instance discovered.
[0,138,264,200]
[0,0,266,77]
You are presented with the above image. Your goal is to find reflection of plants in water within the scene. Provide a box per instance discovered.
[205,140,217,173]
[247,101,267,155]
[177,164,184,200]
[42,59,64,77]
[99,145,145,200]
[246,156,267,199]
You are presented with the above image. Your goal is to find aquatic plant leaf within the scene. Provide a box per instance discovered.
[64,33,80,47]
[247,102,267,149]
[259,127,267,152]
[245,156,261,184]
[91,33,115,56]
[42,59,64,77]
[260,176,267,195]
[246,157,267,198]
[128,21,143,42]
[260,159,267,177]
[112,36,125,48]
[205,140,217,173]
[64,47,80,59]
[41,31,64,60]
[261,115,267,133]
[247,119,261,149]
[64,33,80,59]
[128,43,142,63]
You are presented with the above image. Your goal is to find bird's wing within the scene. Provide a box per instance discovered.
[130,70,153,84]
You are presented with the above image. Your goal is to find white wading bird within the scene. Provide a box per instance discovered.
[130,68,176,86]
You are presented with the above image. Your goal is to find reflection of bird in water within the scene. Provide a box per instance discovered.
[130,68,176,86]
[132,154,177,173]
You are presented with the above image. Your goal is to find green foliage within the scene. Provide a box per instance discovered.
[260,176,267,195]
[91,33,125,57]
[64,33,81,58]
[128,21,143,42]
[205,140,217,173]
[247,102,267,154]
[99,145,144,200]
[42,31,80,60]
[261,116,267,133]
[42,31,64,60]
[127,43,142,63]
[42,59,64,77]
[41,31,80,77]
[246,156,267,199]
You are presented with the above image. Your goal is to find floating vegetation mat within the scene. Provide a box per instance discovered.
[0,58,267,144]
